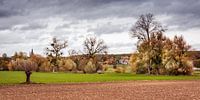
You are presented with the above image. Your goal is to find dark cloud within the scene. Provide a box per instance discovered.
[1,0,200,29]
[0,0,200,56]
[0,9,16,17]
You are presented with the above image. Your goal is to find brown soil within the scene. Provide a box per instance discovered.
[0,80,200,100]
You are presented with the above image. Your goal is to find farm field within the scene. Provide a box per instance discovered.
[1,80,200,100]
[1,71,200,84]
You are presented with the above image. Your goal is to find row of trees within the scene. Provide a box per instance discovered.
[0,36,108,71]
[45,36,108,73]
[129,13,193,75]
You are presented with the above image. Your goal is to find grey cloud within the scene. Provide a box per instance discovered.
[55,21,82,30]
[20,23,48,30]
[56,24,71,29]
[0,9,17,18]
[0,0,27,17]
[155,0,200,30]
[0,25,11,30]
[0,33,26,45]
[0,0,200,56]
[2,0,200,29]
[87,23,128,35]
[1,0,200,19]
[61,0,200,30]
[0,15,30,31]
[166,14,200,30]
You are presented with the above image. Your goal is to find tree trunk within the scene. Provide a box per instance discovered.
[25,71,32,83]
[52,66,55,73]
[36,67,40,72]
[147,65,151,75]
[156,67,159,75]
[147,30,151,75]
[147,54,151,75]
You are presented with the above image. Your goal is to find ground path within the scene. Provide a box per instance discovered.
[0,80,200,100]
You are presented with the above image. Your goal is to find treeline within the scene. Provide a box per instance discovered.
[0,36,109,74]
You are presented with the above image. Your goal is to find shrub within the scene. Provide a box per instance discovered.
[179,59,193,75]
[30,54,45,72]
[102,64,109,71]
[76,58,88,71]
[165,58,193,75]
[129,53,145,73]
[12,59,24,71]
[59,59,77,72]
[7,62,13,71]
[115,66,125,73]
[83,60,96,73]
[39,61,51,72]
[135,66,148,74]
[193,59,200,68]
[0,58,10,71]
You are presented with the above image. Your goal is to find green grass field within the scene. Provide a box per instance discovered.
[0,71,200,84]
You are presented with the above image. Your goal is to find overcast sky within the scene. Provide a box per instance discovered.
[0,0,200,56]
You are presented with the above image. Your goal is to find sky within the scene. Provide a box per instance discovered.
[0,0,200,56]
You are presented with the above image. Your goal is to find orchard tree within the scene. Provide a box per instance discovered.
[45,37,67,72]
[11,58,36,83]
[130,13,165,74]
[22,60,36,83]
[10,52,36,83]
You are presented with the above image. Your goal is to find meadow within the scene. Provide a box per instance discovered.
[1,71,200,85]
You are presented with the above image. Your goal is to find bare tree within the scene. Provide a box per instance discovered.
[83,36,107,58]
[68,49,78,56]
[130,13,165,74]
[82,36,107,73]
[67,36,107,73]
[130,13,165,43]
[45,37,67,72]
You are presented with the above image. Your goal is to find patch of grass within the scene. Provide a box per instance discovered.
[0,71,200,84]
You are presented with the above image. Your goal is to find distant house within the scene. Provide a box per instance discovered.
[119,56,130,65]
